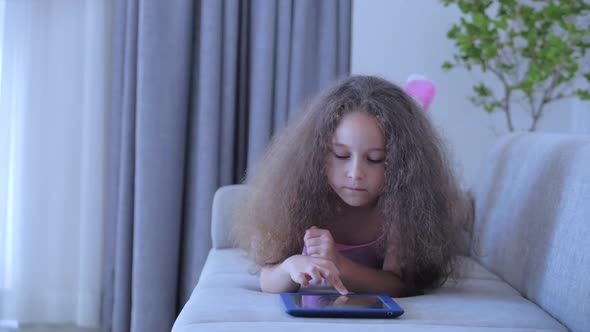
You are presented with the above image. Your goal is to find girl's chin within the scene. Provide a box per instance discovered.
[337,194,376,208]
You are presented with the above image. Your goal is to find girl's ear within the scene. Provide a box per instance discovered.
[403,74,436,111]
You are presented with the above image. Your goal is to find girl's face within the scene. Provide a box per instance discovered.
[325,111,386,207]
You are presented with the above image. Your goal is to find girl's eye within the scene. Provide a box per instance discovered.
[334,154,349,160]
[367,158,384,164]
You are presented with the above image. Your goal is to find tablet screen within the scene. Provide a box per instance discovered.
[290,294,387,309]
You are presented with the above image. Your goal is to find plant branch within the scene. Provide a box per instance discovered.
[441,0,590,132]
[529,69,561,131]
[489,66,514,131]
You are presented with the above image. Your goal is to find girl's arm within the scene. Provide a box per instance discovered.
[338,253,411,297]
[259,255,348,294]
[259,262,300,293]
[303,226,411,297]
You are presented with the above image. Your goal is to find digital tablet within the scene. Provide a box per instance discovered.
[280,293,404,318]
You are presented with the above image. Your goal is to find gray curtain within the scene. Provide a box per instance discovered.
[102,1,351,331]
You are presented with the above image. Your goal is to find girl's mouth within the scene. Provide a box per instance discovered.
[344,187,365,192]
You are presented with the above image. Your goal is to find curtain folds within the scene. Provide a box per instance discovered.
[103,1,350,331]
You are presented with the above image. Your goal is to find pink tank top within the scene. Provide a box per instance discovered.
[302,234,385,269]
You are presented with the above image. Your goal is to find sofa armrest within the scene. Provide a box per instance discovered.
[211,184,246,249]
[470,132,590,332]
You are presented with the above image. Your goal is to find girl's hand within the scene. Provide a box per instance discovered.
[280,255,348,295]
[304,226,341,267]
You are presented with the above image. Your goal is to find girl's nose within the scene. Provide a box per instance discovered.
[346,159,364,180]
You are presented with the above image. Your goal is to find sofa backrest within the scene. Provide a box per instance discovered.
[211,184,245,249]
[470,133,590,332]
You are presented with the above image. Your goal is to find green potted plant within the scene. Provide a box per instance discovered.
[441,0,590,132]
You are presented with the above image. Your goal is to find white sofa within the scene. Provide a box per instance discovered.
[173,133,590,332]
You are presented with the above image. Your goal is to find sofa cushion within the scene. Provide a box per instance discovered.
[470,133,590,332]
[172,248,567,332]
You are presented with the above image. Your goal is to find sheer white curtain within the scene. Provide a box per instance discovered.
[0,0,109,327]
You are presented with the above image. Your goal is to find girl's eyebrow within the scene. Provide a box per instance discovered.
[332,142,385,151]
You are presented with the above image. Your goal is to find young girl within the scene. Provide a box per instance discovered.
[232,75,469,297]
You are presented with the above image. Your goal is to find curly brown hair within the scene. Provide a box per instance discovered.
[232,75,470,294]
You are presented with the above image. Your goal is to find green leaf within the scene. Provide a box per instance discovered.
[481,101,502,113]
[458,1,473,13]
[447,24,461,39]
[473,83,492,97]
[442,61,454,70]
[473,13,487,28]
[499,63,515,71]
[577,89,590,100]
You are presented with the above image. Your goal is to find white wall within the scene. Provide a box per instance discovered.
[351,0,587,187]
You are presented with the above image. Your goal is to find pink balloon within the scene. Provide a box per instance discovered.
[403,75,436,111]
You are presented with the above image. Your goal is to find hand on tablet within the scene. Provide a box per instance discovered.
[304,226,341,267]
[280,255,349,295]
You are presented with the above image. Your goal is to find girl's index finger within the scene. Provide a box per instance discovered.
[320,270,348,295]
[332,276,349,295]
